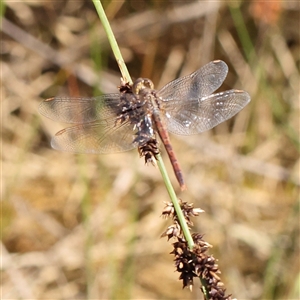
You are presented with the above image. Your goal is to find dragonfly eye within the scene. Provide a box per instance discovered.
[142,78,154,89]
[133,78,154,94]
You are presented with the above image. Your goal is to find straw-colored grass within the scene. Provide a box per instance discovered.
[2,1,299,299]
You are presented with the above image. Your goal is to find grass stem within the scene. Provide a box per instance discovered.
[92,0,132,84]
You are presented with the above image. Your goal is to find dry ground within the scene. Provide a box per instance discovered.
[2,1,299,299]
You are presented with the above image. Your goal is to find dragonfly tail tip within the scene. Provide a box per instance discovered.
[180,184,187,191]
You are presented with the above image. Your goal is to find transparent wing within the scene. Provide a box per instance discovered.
[163,90,251,135]
[157,60,228,101]
[38,94,121,124]
[39,94,142,153]
[50,118,138,154]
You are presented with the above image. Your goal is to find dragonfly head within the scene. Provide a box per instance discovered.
[132,78,154,95]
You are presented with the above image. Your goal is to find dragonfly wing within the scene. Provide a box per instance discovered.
[158,60,228,101]
[51,118,137,154]
[163,90,250,135]
[38,94,121,123]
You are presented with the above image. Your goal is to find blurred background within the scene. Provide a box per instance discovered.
[2,0,299,299]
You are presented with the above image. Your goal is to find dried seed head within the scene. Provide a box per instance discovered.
[161,200,203,226]
[138,138,160,165]
[118,80,132,93]
[162,199,233,299]
[192,208,205,216]
[161,202,175,218]
[168,233,234,299]
[161,221,181,240]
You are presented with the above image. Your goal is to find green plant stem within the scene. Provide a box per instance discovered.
[92,0,194,250]
[92,0,132,84]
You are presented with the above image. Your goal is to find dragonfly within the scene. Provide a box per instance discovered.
[39,60,250,190]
